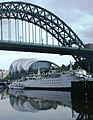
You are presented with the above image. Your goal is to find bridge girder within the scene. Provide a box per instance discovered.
[0,41,92,57]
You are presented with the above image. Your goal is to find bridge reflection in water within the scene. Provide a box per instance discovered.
[7,89,93,119]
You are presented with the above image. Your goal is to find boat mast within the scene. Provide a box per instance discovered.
[69,61,73,71]
[37,67,40,77]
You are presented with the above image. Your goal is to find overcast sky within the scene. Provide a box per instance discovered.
[0,0,93,69]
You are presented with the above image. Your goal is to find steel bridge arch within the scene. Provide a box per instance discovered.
[0,1,87,63]
[0,1,84,47]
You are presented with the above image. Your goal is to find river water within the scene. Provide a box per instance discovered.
[0,89,93,120]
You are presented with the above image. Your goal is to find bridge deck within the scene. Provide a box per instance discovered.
[0,41,93,56]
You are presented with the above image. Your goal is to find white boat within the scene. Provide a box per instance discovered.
[8,81,24,89]
[8,62,92,90]
[23,71,92,90]
[74,67,92,80]
[23,71,73,90]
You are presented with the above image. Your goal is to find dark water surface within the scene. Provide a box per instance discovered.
[0,89,93,120]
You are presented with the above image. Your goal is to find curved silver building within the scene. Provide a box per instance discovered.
[9,58,59,79]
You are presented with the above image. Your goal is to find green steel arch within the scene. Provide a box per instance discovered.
[0,1,84,48]
[1,1,92,67]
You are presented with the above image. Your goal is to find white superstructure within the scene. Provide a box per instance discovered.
[74,67,92,79]
[8,81,24,89]
[23,70,74,89]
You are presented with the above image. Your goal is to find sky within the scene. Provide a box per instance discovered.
[0,0,93,70]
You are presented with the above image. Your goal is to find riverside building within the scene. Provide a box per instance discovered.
[9,58,59,79]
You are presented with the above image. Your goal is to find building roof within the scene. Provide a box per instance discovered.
[9,58,59,75]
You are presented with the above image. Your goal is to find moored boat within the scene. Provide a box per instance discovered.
[74,67,92,80]
[8,81,24,90]
[8,63,93,90]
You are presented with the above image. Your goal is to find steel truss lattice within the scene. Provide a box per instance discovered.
[0,1,87,63]
[0,1,84,47]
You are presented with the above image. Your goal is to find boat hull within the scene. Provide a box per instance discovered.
[9,87,24,90]
[24,86,71,91]
[8,82,24,90]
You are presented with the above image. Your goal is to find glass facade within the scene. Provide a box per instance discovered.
[9,58,58,79]
[31,62,50,70]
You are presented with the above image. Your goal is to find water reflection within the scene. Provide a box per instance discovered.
[1,89,93,119]
[0,88,8,100]
[9,90,71,112]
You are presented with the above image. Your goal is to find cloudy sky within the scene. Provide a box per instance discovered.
[0,0,93,69]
